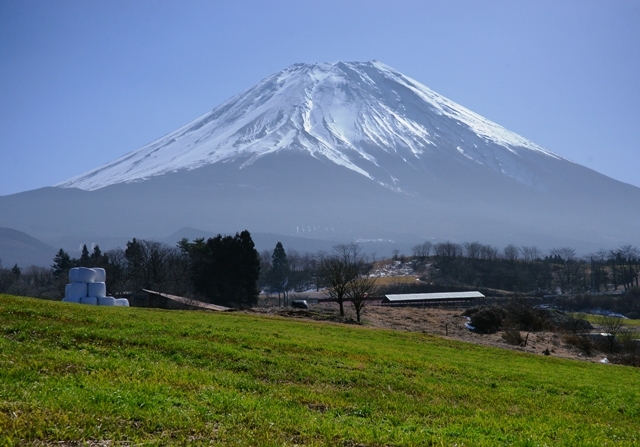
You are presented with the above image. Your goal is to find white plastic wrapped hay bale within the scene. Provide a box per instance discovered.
[93,268,106,283]
[88,282,106,298]
[98,296,116,306]
[80,296,98,305]
[69,267,97,284]
[115,298,130,307]
[65,282,88,299]
[62,296,81,303]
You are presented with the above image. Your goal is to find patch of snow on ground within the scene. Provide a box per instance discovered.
[370,260,417,277]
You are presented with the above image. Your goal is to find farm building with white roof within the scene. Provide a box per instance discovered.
[382,291,484,307]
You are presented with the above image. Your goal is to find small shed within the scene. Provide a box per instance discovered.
[382,291,484,307]
[128,289,231,311]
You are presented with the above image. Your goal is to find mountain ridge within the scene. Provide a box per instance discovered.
[0,227,57,268]
[1,61,638,254]
[57,61,568,193]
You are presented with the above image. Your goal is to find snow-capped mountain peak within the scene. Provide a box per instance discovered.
[57,61,565,191]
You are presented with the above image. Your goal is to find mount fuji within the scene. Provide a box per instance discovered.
[58,60,560,193]
[2,61,639,256]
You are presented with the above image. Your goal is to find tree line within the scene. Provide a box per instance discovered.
[410,241,639,295]
[1,236,638,311]
[1,231,260,308]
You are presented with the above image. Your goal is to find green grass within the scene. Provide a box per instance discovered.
[578,313,640,327]
[372,276,419,286]
[1,294,639,446]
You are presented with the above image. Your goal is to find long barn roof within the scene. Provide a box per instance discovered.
[384,291,484,302]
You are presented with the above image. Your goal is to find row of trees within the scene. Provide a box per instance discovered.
[3,238,377,319]
[414,241,639,295]
[0,262,57,299]
[257,242,377,321]
[1,234,264,307]
[2,236,638,313]
[46,231,261,308]
[49,240,191,297]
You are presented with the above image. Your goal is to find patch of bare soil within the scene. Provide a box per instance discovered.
[248,303,608,363]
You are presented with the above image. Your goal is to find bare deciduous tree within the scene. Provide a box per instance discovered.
[434,241,462,258]
[463,242,483,260]
[411,241,432,261]
[519,246,541,263]
[104,248,128,295]
[319,243,363,317]
[596,315,625,353]
[479,244,499,261]
[503,244,519,262]
[610,245,640,290]
[549,247,580,294]
[346,273,377,323]
[588,250,609,292]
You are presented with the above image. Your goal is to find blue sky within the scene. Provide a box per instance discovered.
[1,0,639,196]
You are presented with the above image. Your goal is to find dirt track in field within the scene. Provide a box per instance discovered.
[248,302,609,363]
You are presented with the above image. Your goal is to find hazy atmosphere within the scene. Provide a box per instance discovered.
[1,0,639,196]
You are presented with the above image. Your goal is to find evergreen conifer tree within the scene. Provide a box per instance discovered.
[181,231,260,307]
[79,244,91,267]
[125,238,149,289]
[90,245,108,268]
[90,245,101,260]
[270,242,290,304]
[51,249,73,277]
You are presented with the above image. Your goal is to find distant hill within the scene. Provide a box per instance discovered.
[0,227,57,268]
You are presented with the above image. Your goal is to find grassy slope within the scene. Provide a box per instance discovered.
[369,276,419,286]
[580,313,640,327]
[1,295,639,446]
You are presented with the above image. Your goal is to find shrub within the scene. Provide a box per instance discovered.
[617,328,640,354]
[502,329,526,346]
[562,333,594,356]
[560,312,593,333]
[464,305,507,334]
[503,302,548,331]
[465,303,593,336]
[596,315,625,353]
[626,287,640,299]
[465,302,555,333]
[609,353,640,367]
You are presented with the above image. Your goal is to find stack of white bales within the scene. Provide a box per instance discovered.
[62,267,129,306]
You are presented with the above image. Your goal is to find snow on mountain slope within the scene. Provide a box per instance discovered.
[57,61,568,191]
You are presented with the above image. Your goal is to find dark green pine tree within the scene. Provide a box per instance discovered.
[236,230,261,307]
[270,242,290,303]
[181,231,260,308]
[79,244,91,267]
[90,244,108,267]
[90,245,101,261]
[11,264,21,277]
[51,248,73,277]
[125,238,148,289]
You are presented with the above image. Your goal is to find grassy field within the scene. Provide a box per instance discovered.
[371,276,419,286]
[1,294,639,446]
[578,313,640,327]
